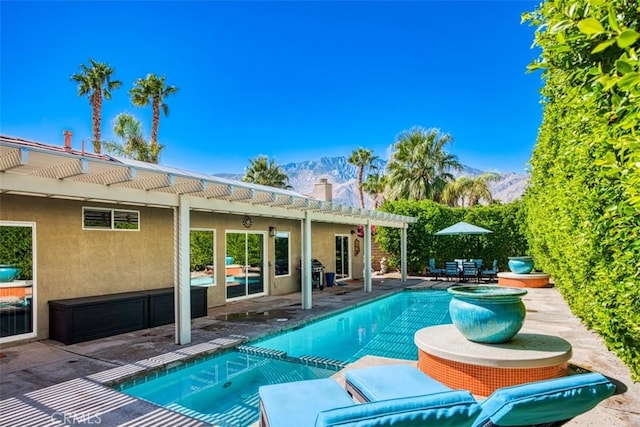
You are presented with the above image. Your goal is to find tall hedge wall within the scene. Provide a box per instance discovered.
[523,1,640,380]
[376,200,528,274]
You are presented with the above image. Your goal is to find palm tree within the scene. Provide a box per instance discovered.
[362,172,387,209]
[103,113,156,162]
[442,176,474,207]
[385,126,462,201]
[466,172,501,206]
[243,156,292,189]
[348,147,379,208]
[442,172,501,207]
[71,59,122,153]
[129,73,178,161]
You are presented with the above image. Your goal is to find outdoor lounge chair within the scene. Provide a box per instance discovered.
[427,258,443,280]
[344,365,616,427]
[481,259,499,282]
[462,262,480,283]
[258,377,481,427]
[444,261,460,281]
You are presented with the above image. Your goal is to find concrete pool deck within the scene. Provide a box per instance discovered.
[1,276,638,426]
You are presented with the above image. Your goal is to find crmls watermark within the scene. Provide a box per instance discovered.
[50,411,102,424]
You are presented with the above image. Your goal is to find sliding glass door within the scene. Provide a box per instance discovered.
[0,222,36,342]
[225,231,266,300]
[335,234,351,280]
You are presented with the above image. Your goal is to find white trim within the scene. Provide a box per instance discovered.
[274,231,291,278]
[175,197,191,345]
[82,206,140,231]
[189,228,217,287]
[0,221,37,344]
[335,233,352,281]
[224,230,268,302]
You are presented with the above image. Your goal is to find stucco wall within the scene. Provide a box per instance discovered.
[190,212,304,304]
[0,194,174,339]
[310,223,364,281]
[1,194,365,341]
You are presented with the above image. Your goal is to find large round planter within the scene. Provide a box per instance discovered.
[508,256,534,274]
[447,285,527,343]
[0,265,20,282]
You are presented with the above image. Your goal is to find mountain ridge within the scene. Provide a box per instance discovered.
[215,156,528,208]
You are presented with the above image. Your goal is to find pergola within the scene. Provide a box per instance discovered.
[0,135,417,344]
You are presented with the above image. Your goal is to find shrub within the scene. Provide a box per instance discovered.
[523,0,640,380]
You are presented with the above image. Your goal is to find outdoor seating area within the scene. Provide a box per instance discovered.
[259,364,616,427]
[431,258,497,283]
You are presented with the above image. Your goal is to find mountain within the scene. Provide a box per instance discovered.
[216,157,528,208]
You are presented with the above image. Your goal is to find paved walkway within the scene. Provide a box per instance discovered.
[0,276,638,426]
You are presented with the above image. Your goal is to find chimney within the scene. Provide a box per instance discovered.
[63,130,73,151]
[313,178,333,202]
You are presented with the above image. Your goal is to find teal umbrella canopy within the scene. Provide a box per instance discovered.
[434,221,492,236]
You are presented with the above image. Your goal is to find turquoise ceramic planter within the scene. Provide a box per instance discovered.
[448,285,527,343]
[508,256,534,274]
[0,265,20,282]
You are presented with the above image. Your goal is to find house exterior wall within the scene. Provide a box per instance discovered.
[1,194,364,341]
[0,194,175,340]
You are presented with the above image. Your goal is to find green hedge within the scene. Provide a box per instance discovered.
[376,200,528,274]
[523,0,640,380]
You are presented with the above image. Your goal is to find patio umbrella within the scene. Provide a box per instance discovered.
[434,221,493,236]
[434,221,492,259]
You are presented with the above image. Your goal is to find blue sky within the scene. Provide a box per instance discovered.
[1,1,542,175]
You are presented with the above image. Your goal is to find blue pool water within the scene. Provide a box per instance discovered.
[120,290,452,426]
[254,290,452,362]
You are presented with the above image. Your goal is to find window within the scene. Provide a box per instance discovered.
[274,231,290,276]
[190,229,216,286]
[83,207,139,230]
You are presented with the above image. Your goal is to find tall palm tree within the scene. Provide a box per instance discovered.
[103,113,156,162]
[129,73,178,161]
[385,126,462,201]
[348,147,379,208]
[243,156,292,189]
[71,59,122,153]
[362,172,387,209]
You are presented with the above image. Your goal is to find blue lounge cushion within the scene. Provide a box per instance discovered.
[472,372,616,427]
[345,364,451,402]
[315,390,481,427]
[259,378,355,427]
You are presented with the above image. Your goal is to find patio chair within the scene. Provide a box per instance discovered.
[461,262,480,283]
[344,365,615,427]
[258,377,481,427]
[444,261,460,281]
[481,259,499,282]
[427,258,443,280]
[471,258,483,270]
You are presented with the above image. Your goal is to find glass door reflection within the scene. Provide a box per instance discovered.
[225,231,265,300]
[0,223,35,341]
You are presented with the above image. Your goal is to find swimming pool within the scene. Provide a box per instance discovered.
[119,290,452,426]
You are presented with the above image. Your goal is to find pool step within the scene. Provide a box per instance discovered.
[237,345,287,359]
[299,355,347,371]
[237,345,347,371]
